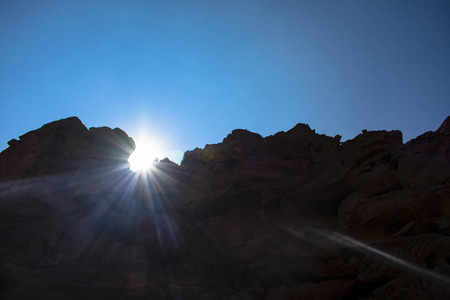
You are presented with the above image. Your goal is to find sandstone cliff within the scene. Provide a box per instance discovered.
[1,116,449,299]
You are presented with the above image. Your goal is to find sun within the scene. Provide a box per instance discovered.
[128,138,163,172]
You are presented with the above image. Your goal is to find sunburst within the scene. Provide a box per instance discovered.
[128,137,163,172]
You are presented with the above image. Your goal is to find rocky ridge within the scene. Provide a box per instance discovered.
[0,116,449,299]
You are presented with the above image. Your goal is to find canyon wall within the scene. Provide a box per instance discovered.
[1,116,449,299]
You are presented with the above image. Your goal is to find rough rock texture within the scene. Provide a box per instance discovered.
[1,116,449,299]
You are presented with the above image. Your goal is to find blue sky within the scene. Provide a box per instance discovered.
[1,0,449,164]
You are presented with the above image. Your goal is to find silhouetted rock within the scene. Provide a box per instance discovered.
[1,116,449,299]
[437,116,450,133]
[0,117,135,180]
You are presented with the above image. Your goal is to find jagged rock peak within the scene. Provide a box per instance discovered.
[437,115,450,133]
[286,122,315,135]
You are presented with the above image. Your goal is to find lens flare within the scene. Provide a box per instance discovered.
[274,222,450,284]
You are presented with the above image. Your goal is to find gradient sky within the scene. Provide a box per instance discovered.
[1,0,449,164]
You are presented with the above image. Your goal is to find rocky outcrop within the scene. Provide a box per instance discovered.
[0,117,135,180]
[1,116,449,299]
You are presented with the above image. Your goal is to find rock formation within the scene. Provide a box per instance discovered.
[1,116,449,299]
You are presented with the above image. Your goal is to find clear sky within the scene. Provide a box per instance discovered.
[1,0,449,164]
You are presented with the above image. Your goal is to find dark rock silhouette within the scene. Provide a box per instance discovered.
[0,117,135,180]
[1,116,449,299]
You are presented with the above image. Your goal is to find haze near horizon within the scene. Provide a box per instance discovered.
[1,0,449,164]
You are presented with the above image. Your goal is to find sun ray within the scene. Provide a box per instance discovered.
[274,223,450,284]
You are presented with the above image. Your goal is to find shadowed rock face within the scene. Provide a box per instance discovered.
[0,117,135,180]
[1,116,449,299]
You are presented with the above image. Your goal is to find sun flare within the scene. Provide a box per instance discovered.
[128,138,163,172]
